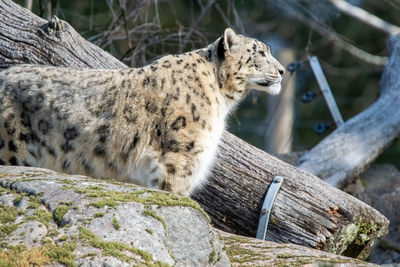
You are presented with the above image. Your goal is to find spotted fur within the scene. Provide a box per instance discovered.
[0,28,284,196]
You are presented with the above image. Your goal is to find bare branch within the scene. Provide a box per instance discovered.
[329,0,400,35]
[291,10,388,66]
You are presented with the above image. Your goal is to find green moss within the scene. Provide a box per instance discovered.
[220,234,249,243]
[356,221,378,246]
[87,185,104,191]
[27,195,41,209]
[48,229,60,237]
[13,195,23,206]
[330,219,383,259]
[0,224,18,238]
[142,209,167,235]
[0,204,20,238]
[209,249,216,263]
[0,244,49,266]
[67,184,208,220]
[0,241,77,267]
[221,234,272,264]
[225,243,266,263]
[59,235,69,242]
[27,208,53,229]
[44,241,77,267]
[145,228,154,235]
[93,212,106,218]
[0,205,19,224]
[82,252,97,258]
[53,205,70,226]
[79,226,158,264]
[112,215,121,230]
[59,201,72,206]
[89,199,117,208]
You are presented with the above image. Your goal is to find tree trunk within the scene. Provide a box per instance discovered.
[0,0,389,259]
[296,34,400,188]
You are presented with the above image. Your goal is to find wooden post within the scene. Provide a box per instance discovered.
[24,0,32,11]
[264,48,296,154]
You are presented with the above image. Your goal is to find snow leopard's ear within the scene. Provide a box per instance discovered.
[223,28,241,54]
[217,28,241,60]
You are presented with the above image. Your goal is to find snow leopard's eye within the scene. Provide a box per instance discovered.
[259,51,266,57]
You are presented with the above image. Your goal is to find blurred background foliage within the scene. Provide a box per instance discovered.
[15,0,400,167]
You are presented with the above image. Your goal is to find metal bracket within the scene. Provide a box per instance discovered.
[256,176,284,240]
[308,55,344,128]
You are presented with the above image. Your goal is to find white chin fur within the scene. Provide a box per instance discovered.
[264,83,281,95]
[247,82,281,95]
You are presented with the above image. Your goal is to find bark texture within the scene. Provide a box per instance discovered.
[0,0,389,259]
[296,34,400,188]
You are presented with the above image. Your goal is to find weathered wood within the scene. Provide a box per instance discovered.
[296,34,400,188]
[193,132,388,259]
[218,230,379,266]
[0,0,389,259]
[0,0,125,69]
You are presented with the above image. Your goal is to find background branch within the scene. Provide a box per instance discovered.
[329,0,400,35]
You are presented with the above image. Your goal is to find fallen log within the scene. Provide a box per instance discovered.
[193,132,388,259]
[295,33,400,188]
[0,0,389,259]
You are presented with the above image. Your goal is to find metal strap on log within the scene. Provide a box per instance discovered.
[256,176,284,240]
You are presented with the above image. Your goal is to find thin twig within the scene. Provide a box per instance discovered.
[119,0,132,48]
[181,0,216,51]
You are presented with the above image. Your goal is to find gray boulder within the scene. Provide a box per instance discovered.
[0,166,229,266]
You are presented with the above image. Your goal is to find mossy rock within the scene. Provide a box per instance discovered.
[0,166,229,266]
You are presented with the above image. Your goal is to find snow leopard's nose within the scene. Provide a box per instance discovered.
[278,66,285,76]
